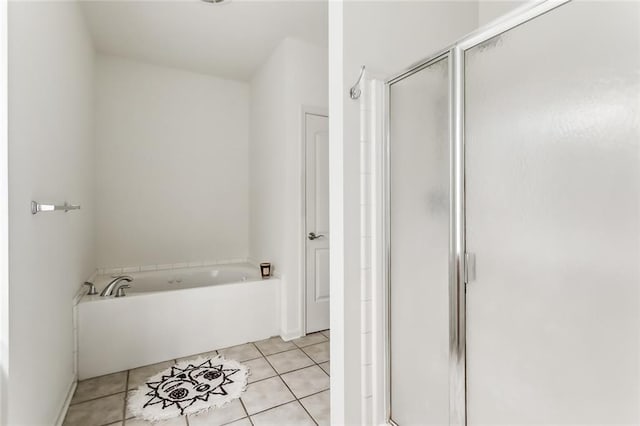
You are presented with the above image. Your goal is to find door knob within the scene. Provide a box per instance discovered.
[308,232,325,240]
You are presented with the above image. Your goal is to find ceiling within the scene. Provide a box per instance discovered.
[80,0,328,81]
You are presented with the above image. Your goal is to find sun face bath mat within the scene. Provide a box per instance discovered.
[127,356,249,422]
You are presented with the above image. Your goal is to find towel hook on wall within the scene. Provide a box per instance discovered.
[349,65,366,100]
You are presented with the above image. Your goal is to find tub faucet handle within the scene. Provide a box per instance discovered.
[115,284,131,298]
[83,281,98,295]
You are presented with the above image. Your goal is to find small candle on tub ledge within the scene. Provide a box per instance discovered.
[260,262,272,279]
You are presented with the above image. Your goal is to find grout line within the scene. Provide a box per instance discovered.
[299,387,331,402]
[256,332,328,353]
[244,384,326,422]
[171,335,330,371]
[183,364,190,426]
[297,400,320,426]
[256,345,317,377]
[238,397,254,426]
[122,370,129,423]
[245,356,328,386]
[297,343,330,374]
[88,333,330,425]
[70,390,127,406]
[252,343,323,425]
[276,362,317,377]
[291,334,329,349]
[246,399,298,418]
[243,386,328,421]
[219,418,249,426]
[252,345,301,410]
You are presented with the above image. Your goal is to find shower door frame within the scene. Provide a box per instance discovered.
[381,1,572,424]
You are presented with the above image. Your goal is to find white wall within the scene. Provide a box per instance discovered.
[250,38,328,339]
[94,54,250,269]
[7,2,95,424]
[339,2,478,423]
[478,0,528,26]
[249,41,286,279]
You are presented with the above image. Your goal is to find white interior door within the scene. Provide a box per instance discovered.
[305,113,329,333]
[465,1,640,423]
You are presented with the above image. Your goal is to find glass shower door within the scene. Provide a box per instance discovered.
[388,57,450,425]
[465,1,640,424]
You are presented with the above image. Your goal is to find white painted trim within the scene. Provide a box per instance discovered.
[367,78,387,426]
[356,75,390,426]
[358,77,373,424]
[0,0,8,423]
[300,106,328,337]
[54,376,77,426]
[328,1,345,423]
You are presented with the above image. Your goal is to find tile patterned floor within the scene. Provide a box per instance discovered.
[64,329,330,426]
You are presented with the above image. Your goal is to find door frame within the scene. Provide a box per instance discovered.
[381,1,572,424]
[300,106,329,336]
[0,0,8,423]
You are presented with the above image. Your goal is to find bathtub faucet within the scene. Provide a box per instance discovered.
[100,275,133,297]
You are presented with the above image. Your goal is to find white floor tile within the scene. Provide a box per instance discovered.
[128,360,175,390]
[72,371,127,404]
[254,336,296,355]
[125,416,187,426]
[300,390,330,426]
[188,399,246,426]
[301,341,330,364]
[241,376,295,415]
[292,332,328,348]
[219,343,262,362]
[250,401,315,426]
[281,366,330,399]
[244,357,277,383]
[266,349,314,374]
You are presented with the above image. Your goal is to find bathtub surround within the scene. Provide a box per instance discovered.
[94,54,250,269]
[95,257,252,276]
[7,2,96,425]
[127,356,249,421]
[249,38,328,340]
[78,263,280,379]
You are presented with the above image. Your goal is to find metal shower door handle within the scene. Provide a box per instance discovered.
[308,232,325,240]
[465,252,476,284]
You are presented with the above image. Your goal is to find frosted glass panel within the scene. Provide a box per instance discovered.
[389,58,449,425]
[465,1,640,424]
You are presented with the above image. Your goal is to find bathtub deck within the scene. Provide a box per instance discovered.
[63,330,330,426]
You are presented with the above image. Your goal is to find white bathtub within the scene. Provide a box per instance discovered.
[77,263,280,379]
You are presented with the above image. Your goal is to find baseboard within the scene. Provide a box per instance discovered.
[281,329,303,342]
[54,375,77,426]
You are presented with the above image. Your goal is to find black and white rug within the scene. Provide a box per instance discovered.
[127,356,249,422]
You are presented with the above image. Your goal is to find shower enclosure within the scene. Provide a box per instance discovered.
[384,1,639,424]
